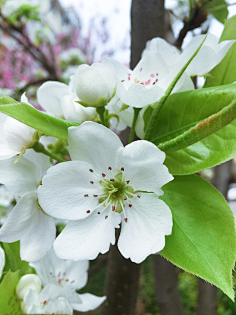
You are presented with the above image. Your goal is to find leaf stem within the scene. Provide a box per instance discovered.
[144,35,207,141]
[32,142,67,163]
[129,108,141,143]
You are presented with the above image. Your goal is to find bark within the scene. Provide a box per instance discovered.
[197,161,232,315]
[153,255,184,315]
[130,0,165,69]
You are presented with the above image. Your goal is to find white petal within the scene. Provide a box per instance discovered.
[68,121,123,173]
[16,274,42,299]
[0,246,5,277]
[37,81,69,117]
[118,193,172,263]
[0,192,56,262]
[38,161,101,220]
[73,293,106,312]
[0,156,40,197]
[23,149,50,179]
[120,83,164,108]
[54,209,121,261]
[115,141,173,195]
[44,297,73,315]
[101,57,132,81]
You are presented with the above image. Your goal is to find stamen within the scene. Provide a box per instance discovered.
[108,166,112,170]
[112,205,115,211]
[110,179,114,182]
[152,82,156,85]
[124,197,127,200]
[124,218,128,223]
[93,194,98,197]
[137,194,141,198]
[105,215,108,219]
[90,181,94,184]
[121,79,125,82]
[126,180,130,184]
[86,210,90,213]
[98,212,100,214]
[150,74,154,78]
[121,167,124,171]
[102,173,106,177]
[140,68,142,72]
[129,204,132,208]
[84,194,89,197]
[43,301,47,305]
[89,169,94,173]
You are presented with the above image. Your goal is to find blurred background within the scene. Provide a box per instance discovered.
[0,0,236,314]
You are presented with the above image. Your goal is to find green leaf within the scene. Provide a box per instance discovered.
[2,241,34,277]
[160,175,236,300]
[143,84,236,175]
[0,96,78,141]
[204,0,228,24]
[205,15,236,87]
[0,270,22,315]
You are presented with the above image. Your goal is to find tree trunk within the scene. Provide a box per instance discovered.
[197,161,232,315]
[153,255,184,315]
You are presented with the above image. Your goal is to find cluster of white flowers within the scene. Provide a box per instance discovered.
[0,33,234,314]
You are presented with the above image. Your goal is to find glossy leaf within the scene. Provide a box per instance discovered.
[160,175,236,300]
[0,270,22,315]
[204,0,228,24]
[0,96,78,141]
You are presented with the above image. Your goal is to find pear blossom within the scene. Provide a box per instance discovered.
[0,246,5,278]
[144,34,236,76]
[0,150,56,261]
[75,63,117,107]
[0,94,35,160]
[38,122,173,263]
[30,248,106,312]
[37,75,97,123]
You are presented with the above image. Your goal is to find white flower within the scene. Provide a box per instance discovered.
[75,63,117,107]
[0,185,14,208]
[22,284,73,315]
[0,150,56,261]
[102,50,194,109]
[0,94,35,160]
[38,122,173,263]
[145,34,236,76]
[37,76,97,123]
[16,274,42,300]
[30,248,106,312]
[0,246,5,278]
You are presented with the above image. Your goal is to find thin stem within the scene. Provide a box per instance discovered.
[144,35,207,141]
[129,107,141,143]
[32,142,67,163]
[96,106,106,126]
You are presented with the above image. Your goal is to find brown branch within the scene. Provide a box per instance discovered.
[17,77,56,93]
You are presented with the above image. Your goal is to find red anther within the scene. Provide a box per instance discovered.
[124,197,127,200]
[65,279,69,282]
[105,215,108,219]
[86,210,91,213]
[124,218,128,223]
[121,167,124,171]
[121,80,125,82]
[84,194,89,197]
[129,204,132,208]
[137,195,141,198]
[110,179,114,182]
[97,212,101,214]
[140,68,142,72]
[102,173,106,177]
[112,205,115,211]
[43,300,47,305]
[108,166,112,170]
[152,82,156,85]
[93,195,98,197]
[126,180,130,184]
[150,74,154,78]
[90,181,94,184]
[89,169,94,172]
[155,78,158,82]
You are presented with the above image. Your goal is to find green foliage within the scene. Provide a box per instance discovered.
[204,0,228,24]
[0,270,22,315]
[143,84,236,175]
[0,96,78,141]
[160,175,236,300]
[2,241,34,277]
[205,15,236,87]
[6,4,41,24]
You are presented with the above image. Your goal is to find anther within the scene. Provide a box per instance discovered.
[90,181,94,184]
[43,301,47,305]
[121,80,124,82]
[126,180,130,184]
[105,215,108,219]
[137,195,141,198]
[97,212,100,214]
[124,218,128,223]
[112,205,115,211]
[86,210,91,213]
[152,82,156,85]
[124,197,127,200]
[93,194,98,197]
[89,169,94,172]
[110,179,114,182]
[108,166,112,170]
[140,68,142,72]
[129,204,132,208]
[155,78,158,82]
[121,167,124,171]
[84,194,89,197]
[102,173,106,177]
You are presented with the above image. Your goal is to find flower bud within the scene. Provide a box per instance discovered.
[16,274,42,300]
[75,63,116,107]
